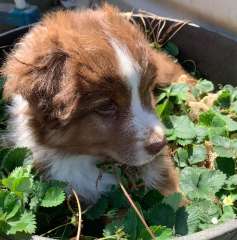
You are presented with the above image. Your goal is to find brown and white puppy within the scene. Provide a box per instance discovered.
[1,5,195,203]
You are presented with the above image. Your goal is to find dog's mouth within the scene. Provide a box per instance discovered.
[100,146,166,168]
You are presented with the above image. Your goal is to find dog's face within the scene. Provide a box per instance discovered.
[2,5,191,166]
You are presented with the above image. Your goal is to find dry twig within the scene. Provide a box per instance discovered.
[72,189,82,240]
[119,181,157,240]
[121,10,190,46]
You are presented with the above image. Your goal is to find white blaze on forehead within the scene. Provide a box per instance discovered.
[111,39,164,141]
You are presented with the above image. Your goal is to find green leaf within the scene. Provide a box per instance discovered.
[7,211,36,235]
[199,110,225,128]
[215,157,236,177]
[180,167,226,200]
[40,186,65,207]
[224,175,237,191]
[138,226,172,240]
[211,136,237,158]
[123,208,140,240]
[220,114,237,132]
[156,100,173,118]
[186,200,220,233]
[174,148,189,167]
[170,115,196,139]
[175,207,188,235]
[170,83,189,104]
[108,188,129,209]
[195,126,208,143]
[86,197,108,220]
[103,207,143,240]
[162,192,182,212]
[176,139,193,146]
[189,144,207,165]
[0,192,21,221]
[231,101,237,113]
[14,177,33,193]
[215,89,231,108]
[1,148,31,173]
[146,203,175,228]
[192,80,214,97]
[8,165,32,179]
[103,221,127,239]
[1,166,33,206]
[220,206,236,222]
[141,190,163,209]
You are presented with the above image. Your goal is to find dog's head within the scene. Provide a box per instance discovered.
[2,5,193,166]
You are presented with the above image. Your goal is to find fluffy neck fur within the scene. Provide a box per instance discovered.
[7,95,116,203]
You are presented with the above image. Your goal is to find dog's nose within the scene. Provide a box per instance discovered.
[145,130,166,155]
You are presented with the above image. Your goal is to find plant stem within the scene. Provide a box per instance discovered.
[40,222,71,237]
[119,182,157,240]
[72,189,82,240]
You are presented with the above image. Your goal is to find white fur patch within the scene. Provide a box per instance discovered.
[111,39,164,165]
[7,95,116,203]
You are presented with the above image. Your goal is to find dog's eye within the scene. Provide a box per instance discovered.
[95,100,117,116]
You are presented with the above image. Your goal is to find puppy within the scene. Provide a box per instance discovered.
[1,5,195,203]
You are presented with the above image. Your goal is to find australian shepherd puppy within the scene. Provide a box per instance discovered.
[1,4,195,203]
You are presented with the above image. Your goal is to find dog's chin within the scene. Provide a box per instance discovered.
[99,147,166,167]
[129,155,157,167]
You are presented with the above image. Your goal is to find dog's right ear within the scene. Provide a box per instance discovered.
[151,50,196,87]
[2,50,79,126]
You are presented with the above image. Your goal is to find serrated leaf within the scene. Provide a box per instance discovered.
[170,115,196,139]
[40,186,65,207]
[170,83,189,104]
[1,148,31,173]
[103,221,127,239]
[195,126,208,143]
[177,138,193,146]
[156,100,173,118]
[186,200,220,234]
[175,207,188,235]
[215,89,231,108]
[174,148,189,167]
[108,188,129,209]
[192,80,214,98]
[7,211,36,235]
[215,157,236,177]
[86,197,108,220]
[180,167,226,200]
[199,110,225,128]
[141,190,163,210]
[211,136,237,158]
[2,170,33,194]
[189,144,207,165]
[8,165,32,179]
[0,192,21,221]
[224,175,237,191]
[123,208,139,240]
[220,206,236,222]
[138,225,172,240]
[220,114,237,131]
[162,192,182,212]
[146,203,175,228]
[103,207,143,240]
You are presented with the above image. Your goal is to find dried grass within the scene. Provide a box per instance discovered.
[121,10,190,46]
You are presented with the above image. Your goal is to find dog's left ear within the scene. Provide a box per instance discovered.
[151,50,196,87]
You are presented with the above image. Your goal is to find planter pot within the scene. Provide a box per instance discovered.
[0,15,237,240]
